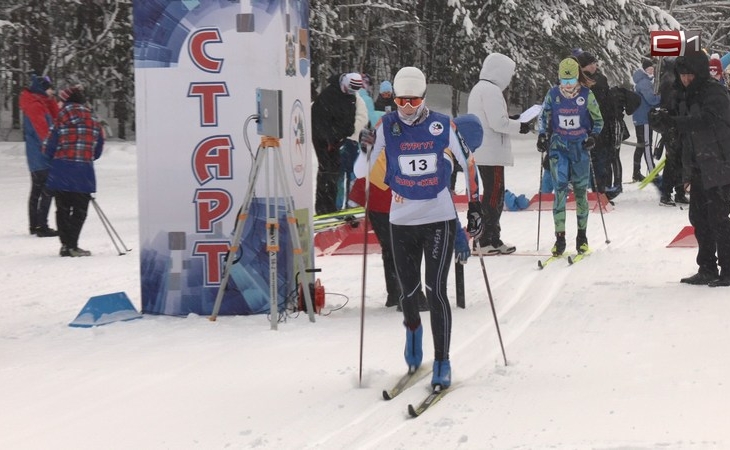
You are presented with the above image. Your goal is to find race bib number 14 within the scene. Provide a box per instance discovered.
[558,114,580,130]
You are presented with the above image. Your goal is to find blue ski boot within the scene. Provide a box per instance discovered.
[431,360,451,389]
[404,324,423,373]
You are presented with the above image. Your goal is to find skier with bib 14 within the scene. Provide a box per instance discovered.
[354,66,483,389]
[537,57,603,256]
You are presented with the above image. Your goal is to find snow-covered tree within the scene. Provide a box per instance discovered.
[0,0,132,137]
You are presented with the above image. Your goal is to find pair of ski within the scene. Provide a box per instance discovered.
[537,250,591,269]
[382,368,449,418]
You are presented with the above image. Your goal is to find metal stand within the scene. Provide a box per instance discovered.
[209,136,315,328]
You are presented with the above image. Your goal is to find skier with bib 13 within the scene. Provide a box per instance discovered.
[354,66,482,390]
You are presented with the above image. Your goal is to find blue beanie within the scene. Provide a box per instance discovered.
[379,80,392,93]
[30,74,52,94]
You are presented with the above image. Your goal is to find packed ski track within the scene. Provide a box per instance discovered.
[3,133,730,449]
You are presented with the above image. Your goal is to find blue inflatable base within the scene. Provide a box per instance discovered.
[69,292,142,328]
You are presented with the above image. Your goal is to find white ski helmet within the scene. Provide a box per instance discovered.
[393,67,427,98]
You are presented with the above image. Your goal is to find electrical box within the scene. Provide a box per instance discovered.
[256,88,283,138]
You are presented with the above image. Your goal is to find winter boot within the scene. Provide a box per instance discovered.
[34,226,59,237]
[576,229,589,254]
[680,270,719,285]
[59,245,70,257]
[68,247,92,257]
[674,191,689,204]
[477,239,516,255]
[551,232,566,256]
[404,324,423,373]
[659,194,676,207]
[709,272,730,288]
[431,360,452,389]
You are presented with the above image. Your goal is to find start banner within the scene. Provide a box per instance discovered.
[133,0,312,316]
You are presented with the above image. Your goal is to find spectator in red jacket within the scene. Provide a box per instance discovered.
[19,74,60,237]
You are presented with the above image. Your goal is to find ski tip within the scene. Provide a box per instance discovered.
[568,256,574,264]
[537,260,544,269]
[407,404,419,418]
[382,390,393,401]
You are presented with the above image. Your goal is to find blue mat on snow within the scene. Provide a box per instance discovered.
[69,292,142,328]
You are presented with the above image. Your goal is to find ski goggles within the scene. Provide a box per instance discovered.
[560,77,578,86]
[394,97,424,107]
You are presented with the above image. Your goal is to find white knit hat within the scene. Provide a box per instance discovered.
[393,67,427,97]
[340,73,363,93]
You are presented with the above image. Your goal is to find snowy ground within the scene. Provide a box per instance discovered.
[2,131,729,450]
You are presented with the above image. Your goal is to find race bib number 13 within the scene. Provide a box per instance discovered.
[398,153,438,176]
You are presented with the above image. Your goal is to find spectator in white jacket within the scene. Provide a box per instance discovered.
[468,53,531,255]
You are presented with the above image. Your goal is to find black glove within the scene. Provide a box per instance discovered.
[509,114,520,120]
[359,128,375,150]
[466,202,484,239]
[537,133,549,152]
[583,134,597,151]
[519,122,531,134]
[648,108,674,134]
[653,142,664,160]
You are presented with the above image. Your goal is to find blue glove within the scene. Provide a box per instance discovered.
[454,221,471,264]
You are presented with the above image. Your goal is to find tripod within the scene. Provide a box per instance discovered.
[209,136,315,328]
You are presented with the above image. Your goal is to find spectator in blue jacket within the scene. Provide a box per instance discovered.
[43,86,105,257]
[632,59,661,182]
[19,74,60,237]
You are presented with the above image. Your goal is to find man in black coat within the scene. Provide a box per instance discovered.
[655,57,688,206]
[578,52,636,198]
[578,52,613,194]
[651,52,730,287]
[312,74,358,215]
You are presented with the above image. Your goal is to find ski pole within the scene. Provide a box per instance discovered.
[358,141,373,388]
[475,246,508,366]
[536,153,544,252]
[587,151,611,244]
[91,196,131,255]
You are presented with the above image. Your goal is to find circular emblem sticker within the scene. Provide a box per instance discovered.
[429,122,444,136]
[289,100,307,187]
[576,96,586,106]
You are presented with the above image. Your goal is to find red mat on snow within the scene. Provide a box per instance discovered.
[526,192,613,213]
[313,219,382,256]
[667,225,698,248]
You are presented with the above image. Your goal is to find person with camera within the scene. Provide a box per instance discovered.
[42,86,105,257]
[353,66,482,389]
[537,57,603,256]
[650,53,730,287]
